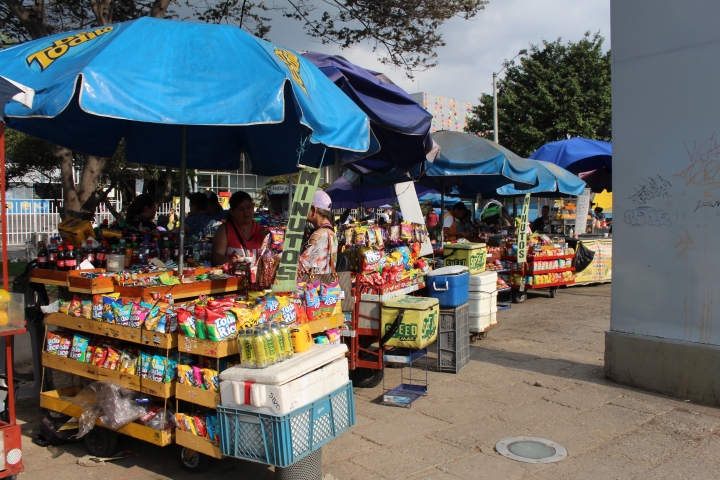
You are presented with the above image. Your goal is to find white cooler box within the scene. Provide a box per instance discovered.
[219,343,348,415]
[469,291,498,316]
[469,308,498,333]
[470,271,497,293]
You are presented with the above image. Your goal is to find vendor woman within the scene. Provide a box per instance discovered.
[298,191,337,275]
[212,191,266,265]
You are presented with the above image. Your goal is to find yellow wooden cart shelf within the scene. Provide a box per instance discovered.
[42,353,176,398]
[175,429,222,459]
[176,383,220,410]
[40,387,174,447]
[46,313,178,349]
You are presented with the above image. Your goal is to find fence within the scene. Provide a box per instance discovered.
[3,200,176,247]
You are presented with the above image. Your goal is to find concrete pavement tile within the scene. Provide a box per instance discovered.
[355,399,413,421]
[406,466,462,479]
[528,450,648,480]
[678,401,720,419]
[421,379,491,400]
[599,424,699,467]
[322,432,382,464]
[649,409,720,440]
[567,404,655,437]
[494,399,579,428]
[414,395,509,424]
[324,460,387,480]
[351,411,451,446]
[633,434,720,480]
[457,364,529,387]
[350,437,465,480]
[438,451,529,480]
[434,415,529,450]
[526,420,610,456]
[521,372,582,392]
[552,348,604,366]
[483,382,550,407]
[556,363,606,382]
[542,385,621,411]
[356,414,375,426]
[518,357,578,376]
[608,395,679,415]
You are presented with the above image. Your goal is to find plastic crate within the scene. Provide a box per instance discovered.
[217,382,355,467]
[438,304,470,373]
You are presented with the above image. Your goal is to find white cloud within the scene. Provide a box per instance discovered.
[267,0,610,102]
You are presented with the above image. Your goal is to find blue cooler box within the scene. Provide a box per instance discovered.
[427,265,470,308]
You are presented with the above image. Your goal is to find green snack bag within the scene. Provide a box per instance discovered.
[195,306,208,340]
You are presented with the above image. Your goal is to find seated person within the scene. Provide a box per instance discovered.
[443,202,469,241]
[185,192,215,237]
[531,205,551,233]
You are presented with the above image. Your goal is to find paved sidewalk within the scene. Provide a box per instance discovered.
[15,283,720,479]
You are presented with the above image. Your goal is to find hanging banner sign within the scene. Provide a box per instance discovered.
[517,193,532,264]
[272,166,321,292]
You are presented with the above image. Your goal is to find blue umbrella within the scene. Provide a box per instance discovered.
[302,52,433,175]
[497,160,586,196]
[529,137,612,174]
[0,18,372,273]
[325,176,437,208]
[0,18,372,174]
[418,193,461,207]
[425,131,538,197]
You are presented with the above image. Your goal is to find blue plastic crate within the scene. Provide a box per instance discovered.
[217,382,355,467]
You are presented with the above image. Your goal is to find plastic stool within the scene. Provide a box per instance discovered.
[275,448,322,480]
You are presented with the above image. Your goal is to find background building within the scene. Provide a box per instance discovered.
[410,92,474,133]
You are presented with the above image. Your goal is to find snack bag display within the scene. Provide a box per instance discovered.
[165,357,178,383]
[81,300,93,320]
[119,349,138,375]
[69,334,91,361]
[92,295,104,320]
[46,332,66,355]
[57,334,72,357]
[205,309,237,341]
[149,355,166,382]
[130,303,149,329]
[206,412,220,443]
[177,365,193,385]
[194,306,208,340]
[102,295,119,323]
[201,368,219,393]
[177,308,196,338]
[113,303,132,327]
[103,348,120,370]
[69,295,83,317]
[140,351,152,378]
[91,346,108,366]
[359,246,383,273]
[192,366,204,389]
[193,415,208,438]
[304,282,322,322]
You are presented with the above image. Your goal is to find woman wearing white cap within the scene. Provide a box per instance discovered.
[298,190,337,276]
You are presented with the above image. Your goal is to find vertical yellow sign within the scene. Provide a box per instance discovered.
[272,166,321,292]
[517,193,532,264]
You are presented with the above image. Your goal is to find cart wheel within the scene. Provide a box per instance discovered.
[549,287,558,298]
[469,334,478,343]
[179,447,211,473]
[512,291,527,304]
[84,427,118,458]
[350,368,384,388]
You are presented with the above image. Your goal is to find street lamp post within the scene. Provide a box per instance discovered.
[492,49,527,144]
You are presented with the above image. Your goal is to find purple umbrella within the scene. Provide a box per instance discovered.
[325,176,437,208]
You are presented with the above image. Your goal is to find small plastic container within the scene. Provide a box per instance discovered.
[105,254,126,272]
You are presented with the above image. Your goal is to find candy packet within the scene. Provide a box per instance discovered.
[46,332,65,355]
[201,368,219,393]
[165,357,178,383]
[81,300,93,320]
[103,348,120,370]
[113,303,132,327]
[177,364,192,385]
[149,355,166,382]
[119,349,138,375]
[176,308,196,338]
[91,346,108,366]
[140,351,152,378]
[130,303,149,329]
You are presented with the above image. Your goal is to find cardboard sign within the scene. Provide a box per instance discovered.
[575,188,592,234]
[517,193,531,264]
[394,181,433,256]
[272,167,322,292]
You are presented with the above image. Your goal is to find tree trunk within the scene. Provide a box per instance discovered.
[56,146,80,219]
[151,0,171,18]
[154,167,173,205]
[90,0,114,26]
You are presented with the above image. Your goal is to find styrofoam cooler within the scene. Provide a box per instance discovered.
[469,308,498,333]
[470,271,498,293]
[427,266,470,308]
[468,291,498,316]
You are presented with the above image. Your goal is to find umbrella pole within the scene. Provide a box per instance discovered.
[0,123,7,290]
[441,179,445,242]
[178,125,187,278]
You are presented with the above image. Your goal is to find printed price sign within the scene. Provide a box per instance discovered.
[272,166,321,292]
[517,193,531,264]
[575,188,592,234]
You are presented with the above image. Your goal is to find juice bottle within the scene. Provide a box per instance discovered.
[251,328,269,369]
[262,326,277,366]
[269,323,285,362]
[237,329,256,368]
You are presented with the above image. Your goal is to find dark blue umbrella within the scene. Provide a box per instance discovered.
[325,176,437,208]
[418,193,461,207]
[529,137,612,174]
[303,52,433,175]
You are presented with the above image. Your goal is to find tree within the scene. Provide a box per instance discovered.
[1,0,488,219]
[466,32,611,157]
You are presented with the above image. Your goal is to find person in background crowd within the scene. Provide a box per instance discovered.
[339,208,355,225]
[364,207,376,222]
[211,191,266,265]
[443,202,469,241]
[594,206,606,221]
[457,211,474,236]
[185,192,215,237]
[531,205,552,233]
[480,199,513,227]
[426,208,440,242]
[126,194,157,232]
[206,191,228,221]
[380,208,392,225]
[167,208,176,229]
[298,191,337,275]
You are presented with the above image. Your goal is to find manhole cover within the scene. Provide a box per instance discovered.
[495,437,567,464]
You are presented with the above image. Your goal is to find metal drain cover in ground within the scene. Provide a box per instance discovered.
[495,437,567,464]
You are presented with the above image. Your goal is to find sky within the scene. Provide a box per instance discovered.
[265,0,611,103]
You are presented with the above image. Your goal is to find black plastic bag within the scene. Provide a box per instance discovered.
[574,242,596,273]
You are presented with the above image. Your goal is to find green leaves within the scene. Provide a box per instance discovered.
[466,31,611,156]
